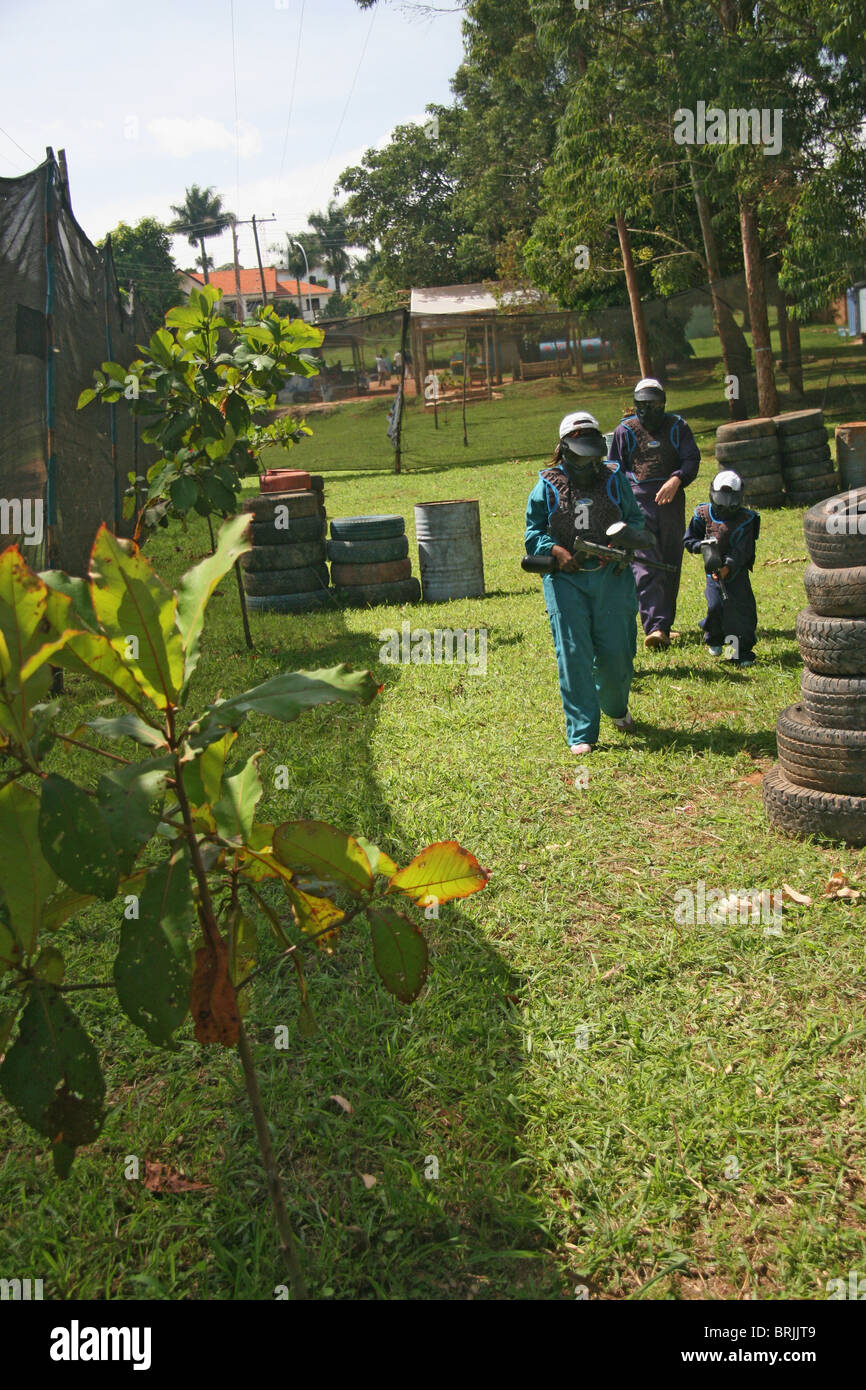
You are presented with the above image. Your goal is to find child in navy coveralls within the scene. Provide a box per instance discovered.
[683,470,760,667]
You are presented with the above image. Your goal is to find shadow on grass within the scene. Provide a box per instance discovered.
[226,606,559,1300]
[634,720,778,758]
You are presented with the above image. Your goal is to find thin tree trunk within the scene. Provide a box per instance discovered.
[615,213,652,378]
[738,194,778,417]
[689,157,750,419]
[234,558,254,650]
[776,284,790,371]
[786,313,804,396]
[200,238,210,285]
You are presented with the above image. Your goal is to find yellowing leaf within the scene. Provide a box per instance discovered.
[284,883,345,944]
[387,840,490,907]
[273,821,373,895]
[88,526,184,708]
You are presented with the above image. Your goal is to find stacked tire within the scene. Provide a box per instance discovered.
[714,417,785,509]
[328,514,421,608]
[773,409,839,508]
[240,478,333,613]
[763,487,866,845]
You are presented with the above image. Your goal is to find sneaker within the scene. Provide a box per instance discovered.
[644,630,670,650]
[612,711,635,733]
[570,742,594,755]
[707,644,723,657]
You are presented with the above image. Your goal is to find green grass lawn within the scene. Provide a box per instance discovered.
[1,351,865,1302]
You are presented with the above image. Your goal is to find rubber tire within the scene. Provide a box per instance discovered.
[746,491,785,509]
[244,541,327,572]
[242,539,326,571]
[774,409,825,438]
[329,514,406,541]
[331,558,412,587]
[245,589,335,614]
[716,418,777,443]
[243,564,330,597]
[804,489,866,567]
[335,577,421,608]
[743,471,785,496]
[796,607,866,674]
[776,704,866,795]
[309,475,325,492]
[326,534,410,563]
[801,671,866,729]
[787,476,842,507]
[783,452,833,482]
[779,430,829,458]
[715,436,781,464]
[247,516,326,548]
[803,562,866,617]
[732,455,785,480]
[763,763,866,846]
[243,491,321,519]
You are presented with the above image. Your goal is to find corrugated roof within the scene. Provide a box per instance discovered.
[409,282,542,315]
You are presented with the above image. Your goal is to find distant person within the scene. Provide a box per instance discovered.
[683,470,760,667]
[609,377,701,650]
[393,349,403,376]
[376,353,389,386]
[525,411,648,755]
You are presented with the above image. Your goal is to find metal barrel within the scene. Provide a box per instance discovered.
[413,499,485,602]
[836,423,866,490]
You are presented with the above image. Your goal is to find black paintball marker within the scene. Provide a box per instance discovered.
[699,537,729,601]
[522,521,677,576]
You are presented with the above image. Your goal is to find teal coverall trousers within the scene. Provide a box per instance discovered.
[542,564,638,746]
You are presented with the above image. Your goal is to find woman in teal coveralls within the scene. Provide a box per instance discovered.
[525,411,648,755]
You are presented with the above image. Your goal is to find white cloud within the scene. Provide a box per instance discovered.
[146,117,262,160]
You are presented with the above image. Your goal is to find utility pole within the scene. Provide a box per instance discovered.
[288,235,303,318]
[231,217,244,320]
[251,214,268,305]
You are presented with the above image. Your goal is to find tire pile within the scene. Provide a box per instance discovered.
[328,514,421,608]
[714,416,785,509]
[773,409,839,508]
[240,470,332,613]
[763,487,866,846]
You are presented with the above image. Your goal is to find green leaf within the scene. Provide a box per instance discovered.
[49,629,158,720]
[355,836,399,879]
[113,854,194,1046]
[368,907,428,1003]
[274,821,373,895]
[39,569,98,630]
[77,387,97,409]
[41,867,148,933]
[0,987,105,1172]
[200,664,382,735]
[0,783,57,954]
[213,755,263,845]
[181,728,237,806]
[176,513,252,686]
[85,714,168,748]
[38,774,119,901]
[32,946,65,984]
[169,475,199,512]
[98,759,172,875]
[88,525,185,708]
[165,304,206,329]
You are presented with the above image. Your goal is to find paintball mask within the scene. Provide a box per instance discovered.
[710,469,744,521]
[559,410,608,488]
[634,377,667,433]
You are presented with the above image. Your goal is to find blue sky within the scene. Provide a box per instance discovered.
[0,0,466,273]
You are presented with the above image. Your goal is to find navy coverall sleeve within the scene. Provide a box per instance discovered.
[671,419,701,487]
[683,509,708,554]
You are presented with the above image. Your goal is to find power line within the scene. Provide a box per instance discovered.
[277,0,306,186]
[0,123,37,165]
[326,8,377,161]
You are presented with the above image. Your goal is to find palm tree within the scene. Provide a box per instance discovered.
[307,201,352,294]
[169,185,233,286]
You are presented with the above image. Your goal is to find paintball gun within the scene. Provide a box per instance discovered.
[699,536,729,601]
[522,521,678,577]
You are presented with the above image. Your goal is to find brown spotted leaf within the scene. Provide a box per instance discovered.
[190,934,240,1046]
